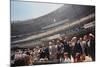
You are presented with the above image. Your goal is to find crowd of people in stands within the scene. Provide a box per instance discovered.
[11,33,95,66]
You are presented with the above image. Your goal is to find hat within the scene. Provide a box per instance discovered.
[89,33,94,38]
[64,52,68,55]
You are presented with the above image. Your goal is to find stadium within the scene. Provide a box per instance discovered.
[11,1,95,66]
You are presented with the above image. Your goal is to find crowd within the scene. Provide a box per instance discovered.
[11,33,95,66]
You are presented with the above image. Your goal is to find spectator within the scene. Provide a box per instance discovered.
[63,39,71,58]
[87,33,95,61]
[11,33,95,66]
[63,52,71,63]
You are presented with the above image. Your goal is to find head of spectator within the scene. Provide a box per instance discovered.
[74,53,81,62]
[59,36,63,42]
[83,35,88,41]
[49,41,52,46]
[72,37,77,43]
[79,37,83,42]
[63,39,66,43]
[63,52,71,63]
[56,39,60,44]
[77,37,83,44]
[26,51,31,56]
[64,52,69,59]
[80,54,85,62]
[84,55,92,62]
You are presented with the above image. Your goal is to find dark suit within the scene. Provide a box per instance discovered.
[63,42,71,58]
[75,43,83,54]
[44,47,49,59]
[86,39,95,61]
[71,42,82,58]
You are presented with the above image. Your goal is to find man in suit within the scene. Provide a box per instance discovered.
[70,37,82,60]
[44,45,49,60]
[87,33,95,61]
[63,39,71,58]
